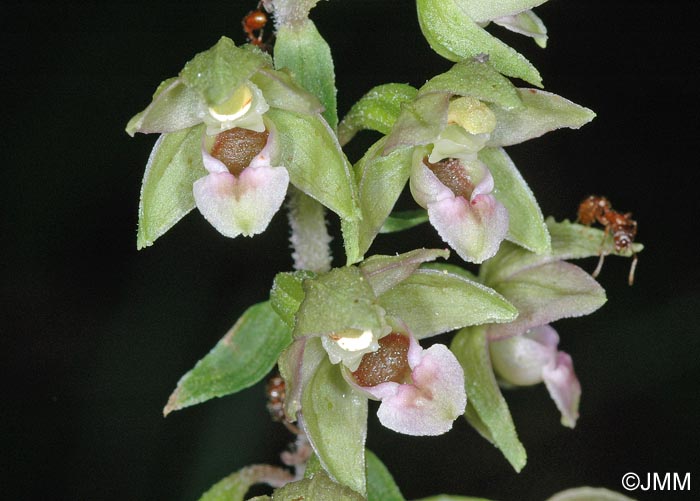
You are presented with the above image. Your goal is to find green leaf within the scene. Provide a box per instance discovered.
[274,19,338,130]
[416,0,543,87]
[338,83,418,146]
[266,108,358,222]
[479,147,550,253]
[366,450,405,501]
[126,78,204,136]
[451,326,527,472]
[301,357,368,496]
[250,67,323,114]
[383,93,450,154]
[272,472,364,501]
[380,210,429,233]
[270,270,317,328]
[480,218,643,287]
[179,36,270,106]
[488,89,595,147]
[417,61,522,111]
[377,268,517,339]
[137,124,206,249]
[485,260,607,340]
[163,302,292,415]
[360,248,449,297]
[294,267,386,339]
[545,487,637,501]
[353,138,414,257]
[198,465,292,501]
[457,0,548,23]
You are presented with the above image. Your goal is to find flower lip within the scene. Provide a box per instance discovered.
[351,332,413,388]
[423,156,475,201]
[209,127,270,176]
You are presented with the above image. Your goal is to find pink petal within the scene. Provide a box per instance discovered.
[542,351,581,428]
[428,193,509,263]
[490,326,558,386]
[374,343,466,436]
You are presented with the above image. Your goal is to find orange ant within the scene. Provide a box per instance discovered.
[242,2,272,50]
[577,195,638,286]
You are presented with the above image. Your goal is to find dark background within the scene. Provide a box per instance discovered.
[3,1,699,500]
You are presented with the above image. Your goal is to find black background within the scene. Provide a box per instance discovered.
[3,1,699,500]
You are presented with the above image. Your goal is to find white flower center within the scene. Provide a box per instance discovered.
[335,329,374,352]
[208,85,254,122]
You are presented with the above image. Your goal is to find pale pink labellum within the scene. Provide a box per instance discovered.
[193,132,289,238]
[490,325,581,428]
[349,334,466,436]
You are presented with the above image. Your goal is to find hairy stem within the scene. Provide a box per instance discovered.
[287,186,332,272]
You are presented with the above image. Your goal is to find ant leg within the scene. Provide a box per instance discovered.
[592,252,606,278]
[627,253,638,286]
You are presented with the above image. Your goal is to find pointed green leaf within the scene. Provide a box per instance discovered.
[380,209,429,234]
[546,487,637,501]
[266,108,358,222]
[126,78,204,136]
[270,270,317,328]
[272,472,364,501]
[250,67,323,114]
[417,61,522,111]
[294,267,386,339]
[486,261,607,340]
[383,93,450,154]
[137,124,206,249]
[488,89,595,147]
[458,0,548,23]
[301,357,368,496]
[198,465,292,501]
[366,450,405,501]
[163,302,292,415]
[480,218,644,287]
[354,138,414,257]
[360,248,449,297]
[275,19,338,130]
[179,36,270,106]
[416,0,543,87]
[377,268,517,339]
[479,147,550,253]
[338,83,418,146]
[451,326,527,472]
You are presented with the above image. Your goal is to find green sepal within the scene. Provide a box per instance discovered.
[278,337,326,422]
[197,465,290,501]
[266,108,359,224]
[272,471,364,501]
[366,450,405,501]
[380,209,429,234]
[480,218,644,286]
[419,262,478,282]
[417,61,523,111]
[338,83,418,146]
[360,248,449,297]
[179,36,271,106]
[274,19,338,130]
[163,302,292,415]
[137,124,206,249]
[294,267,387,339]
[451,326,527,472]
[270,270,317,329]
[545,487,637,501]
[304,453,323,479]
[250,67,323,115]
[488,89,596,147]
[353,138,414,257]
[301,357,368,496]
[383,93,450,155]
[458,0,548,23]
[493,9,548,49]
[376,268,517,339]
[416,0,543,87]
[126,78,204,136]
[479,147,550,254]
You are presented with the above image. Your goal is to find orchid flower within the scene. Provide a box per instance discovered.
[489,324,581,428]
[410,97,509,263]
[345,331,466,436]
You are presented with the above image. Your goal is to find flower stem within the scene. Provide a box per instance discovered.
[287,186,332,272]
